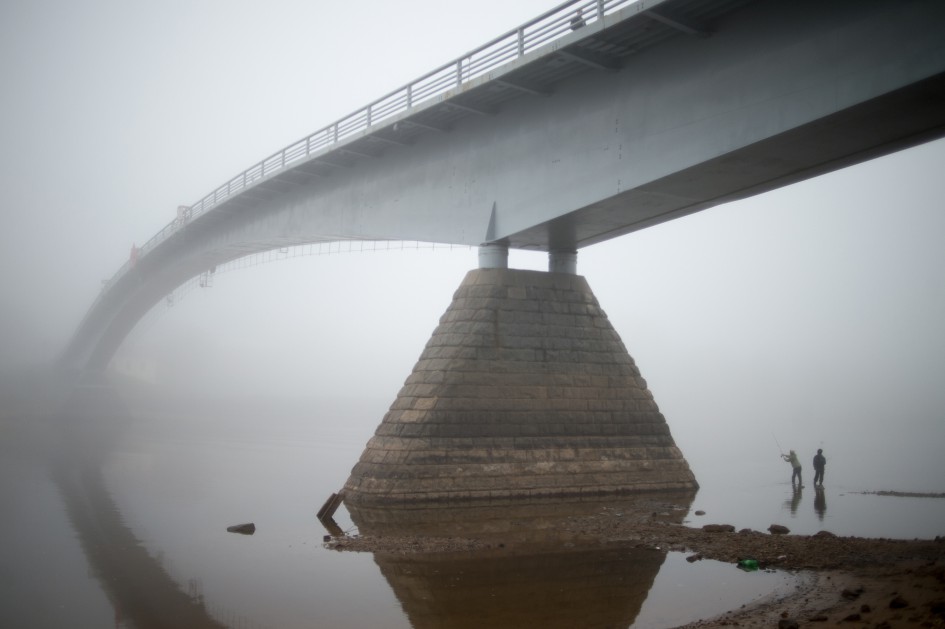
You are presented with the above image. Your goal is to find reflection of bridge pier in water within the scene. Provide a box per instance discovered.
[377,545,665,629]
[347,493,694,629]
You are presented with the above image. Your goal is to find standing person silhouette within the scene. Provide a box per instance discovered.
[570,8,585,30]
[782,450,803,487]
[813,448,826,486]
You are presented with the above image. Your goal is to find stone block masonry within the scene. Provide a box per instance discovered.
[343,268,697,506]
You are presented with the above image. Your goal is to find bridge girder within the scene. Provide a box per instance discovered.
[61,0,945,372]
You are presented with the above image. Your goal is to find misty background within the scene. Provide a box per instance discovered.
[2,0,944,493]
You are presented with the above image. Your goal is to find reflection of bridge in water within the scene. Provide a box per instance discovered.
[60,0,945,503]
[53,388,228,629]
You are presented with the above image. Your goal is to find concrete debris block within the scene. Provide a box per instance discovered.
[226,522,256,535]
[317,492,344,520]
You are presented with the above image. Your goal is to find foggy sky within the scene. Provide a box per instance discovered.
[1,1,943,490]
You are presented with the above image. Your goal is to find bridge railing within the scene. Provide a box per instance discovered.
[98,0,636,301]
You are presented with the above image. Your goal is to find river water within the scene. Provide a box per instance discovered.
[2,389,942,629]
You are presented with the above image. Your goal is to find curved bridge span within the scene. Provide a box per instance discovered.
[62,0,945,372]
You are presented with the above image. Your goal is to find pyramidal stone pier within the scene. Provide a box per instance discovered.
[343,268,697,506]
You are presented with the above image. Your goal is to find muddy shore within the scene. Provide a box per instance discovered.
[327,503,945,628]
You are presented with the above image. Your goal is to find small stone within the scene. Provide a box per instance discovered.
[703,524,736,533]
[686,553,703,562]
[841,588,862,600]
[778,619,799,629]
[813,530,836,537]
[889,595,909,609]
[768,524,790,535]
[842,613,861,621]
[694,510,706,516]
[860,604,871,613]
[226,522,256,535]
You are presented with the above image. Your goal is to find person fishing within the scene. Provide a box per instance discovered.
[781,449,803,486]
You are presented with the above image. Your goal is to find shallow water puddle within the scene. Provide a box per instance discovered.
[633,551,799,628]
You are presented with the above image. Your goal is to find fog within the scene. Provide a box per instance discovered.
[2,0,944,495]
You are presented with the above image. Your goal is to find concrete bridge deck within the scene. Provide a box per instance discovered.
[61,0,945,374]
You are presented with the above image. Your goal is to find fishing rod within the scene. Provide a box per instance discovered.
[772,432,786,457]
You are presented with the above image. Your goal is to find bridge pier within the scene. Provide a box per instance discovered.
[548,249,577,275]
[477,243,508,269]
[343,267,697,506]
[478,244,579,275]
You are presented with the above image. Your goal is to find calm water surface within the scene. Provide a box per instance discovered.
[2,392,942,628]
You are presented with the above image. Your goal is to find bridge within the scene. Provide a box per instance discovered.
[58,0,945,503]
[60,0,945,374]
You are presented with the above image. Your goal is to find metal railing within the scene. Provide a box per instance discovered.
[99,0,636,298]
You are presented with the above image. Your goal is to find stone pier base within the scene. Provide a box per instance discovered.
[343,268,697,506]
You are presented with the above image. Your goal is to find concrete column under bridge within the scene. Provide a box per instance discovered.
[343,268,698,506]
